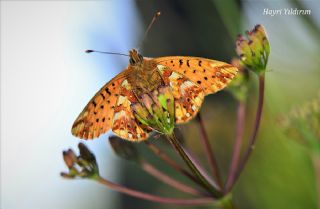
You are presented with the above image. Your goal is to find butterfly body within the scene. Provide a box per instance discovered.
[72,49,238,141]
[126,60,163,95]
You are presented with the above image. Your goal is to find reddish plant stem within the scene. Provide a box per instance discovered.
[225,101,246,192]
[182,146,220,190]
[144,141,200,185]
[96,176,215,205]
[140,160,204,196]
[229,74,265,190]
[167,133,223,198]
[196,113,223,189]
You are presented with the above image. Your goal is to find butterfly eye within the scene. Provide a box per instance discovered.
[129,58,135,65]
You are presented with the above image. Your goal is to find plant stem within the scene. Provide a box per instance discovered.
[182,148,221,191]
[219,194,237,209]
[140,160,204,196]
[144,141,200,185]
[225,101,246,192]
[167,133,223,198]
[231,74,265,189]
[312,154,320,209]
[196,113,223,189]
[95,176,215,205]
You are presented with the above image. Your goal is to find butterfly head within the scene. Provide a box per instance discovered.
[129,49,144,67]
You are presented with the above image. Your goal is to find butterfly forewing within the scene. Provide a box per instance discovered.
[154,56,238,124]
[71,72,128,139]
[154,56,238,95]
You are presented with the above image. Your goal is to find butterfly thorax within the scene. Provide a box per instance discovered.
[127,49,163,95]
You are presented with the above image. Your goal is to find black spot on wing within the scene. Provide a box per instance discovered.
[179,59,183,67]
[105,88,112,96]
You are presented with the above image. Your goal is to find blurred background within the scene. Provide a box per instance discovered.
[1,0,319,209]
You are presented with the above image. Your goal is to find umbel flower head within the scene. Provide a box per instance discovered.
[131,85,175,135]
[61,143,99,179]
[279,94,320,153]
[236,24,270,74]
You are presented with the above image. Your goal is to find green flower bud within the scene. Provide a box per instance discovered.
[131,86,175,135]
[61,143,99,180]
[236,24,270,75]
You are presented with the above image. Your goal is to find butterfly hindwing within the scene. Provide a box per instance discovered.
[154,56,238,95]
[158,66,205,123]
[111,79,150,141]
[71,72,127,139]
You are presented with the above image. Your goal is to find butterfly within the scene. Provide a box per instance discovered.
[71,49,238,141]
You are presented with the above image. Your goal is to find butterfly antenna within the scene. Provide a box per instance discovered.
[85,50,129,57]
[138,11,161,50]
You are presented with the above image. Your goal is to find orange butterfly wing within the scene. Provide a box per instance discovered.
[71,70,129,139]
[153,56,238,95]
[157,66,205,123]
[154,56,238,123]
[111,79,151,141]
